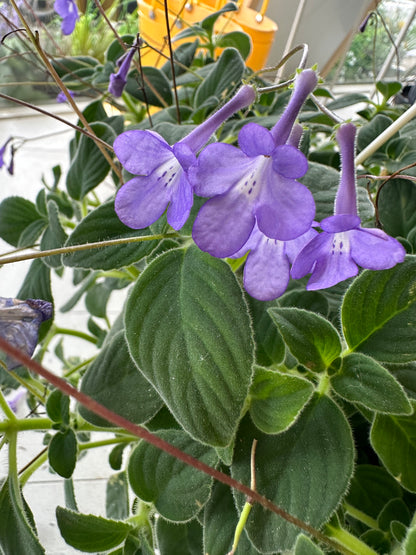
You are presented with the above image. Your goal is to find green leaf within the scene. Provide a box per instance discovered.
[346,464,403,520]
[246,296,285,366]
[200,1,238,34]
[249,366,314,434]
[85,282,111,318]
[378,498,410,531]
[295,534,324,554]
[79,331,163,427]
[378,179,416,238]
[326,93,370,110]
[56,506,133,552]
[18,219,47,248]
[128,429,218,521]
[341,258,416,363]
[232,395,354,552]
[194,48,245,108]
[376,80,402,101]
[156,518,203,555]
[0,478,45,554]
[371,401,416,492]
[357,115,394,153]
[48,429,78,479]
[404,524,416,554]
[126,66,172,107]
[268,307,342,372]
[62,200,158,270]
[40,200,68,268]
[331,353,412,414]
[125,246,254,446]
[18,258,52,303]
[46,390,70,424]
[66,122,116,200]
[0,196,43,247]
[106,472,129,521]
[161,41,198,79]
[203,481,237,555]
[215,31,251,60]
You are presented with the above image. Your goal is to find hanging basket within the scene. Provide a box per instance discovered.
[138,0,277,70]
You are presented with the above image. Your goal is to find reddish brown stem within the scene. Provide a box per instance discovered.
[0,335,351,554]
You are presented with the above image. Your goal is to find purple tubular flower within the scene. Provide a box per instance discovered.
[114,84,256,231]
[0,137,11,169]
[0,297,53,370]
[291,123,406,290]
[54,0,79,35]
[191,69,318,258]
[109,39,140,97]
[230,223,318,301]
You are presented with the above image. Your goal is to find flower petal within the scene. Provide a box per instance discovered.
[166,173,194,230]
[285,227,319,263]
[306,249,358,290]
[272,144,308,179]
[238,123,275,157]
[243,237,290,301]
[321,214,361,233]
[115,175,171,229]
[114,130,171,176]
[193,191,255,257]
[350,228,406,270]
[291,233,331,279]
[256,172,315,240]
[189,143,253,197]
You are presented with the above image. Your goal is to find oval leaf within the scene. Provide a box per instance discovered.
[342,258,416,363]
[332,352,412,414]
[249,366,314,434]
[371,401,416,492]
[0,196,43,247]
[48,429,78,478]
[66,122,116,200]
[124,246,254,446]
[268,307,342,372]
[128,429,218,522]
[0,478,45,555]
[63,200,158,270]
[56,506,133,552]
[79,331,163,427]
[231,394,354,552]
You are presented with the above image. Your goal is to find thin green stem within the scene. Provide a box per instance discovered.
[344,502,379,530]
[0,417,53,433]
[64,356,96,378]
[7,370,47,402]
[7,430,23,509]
[0,388,17,421]
[78,436,133,452]
[54,327,98,344]
[0,233,173,265]
[324,523,379,555]
[19,448,48,487]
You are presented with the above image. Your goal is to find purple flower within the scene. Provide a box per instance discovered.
[56,90,76,103]
[109,38,140,97]
[291,123,406,290]
[0,297,53,370]
[54,0,79,35]
[230,223,317,301]
[0,137,14,175]
[191,69,318,259]
[114,84,257,231]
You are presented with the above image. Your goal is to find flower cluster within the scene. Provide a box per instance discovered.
[114,70,405,301]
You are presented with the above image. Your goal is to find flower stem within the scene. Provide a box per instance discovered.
[0,388,17,421]
[54,327,98,344]
[0,233,172,265]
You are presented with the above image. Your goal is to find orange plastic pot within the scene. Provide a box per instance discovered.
[138,0,277,70]
[138,0,244,68]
